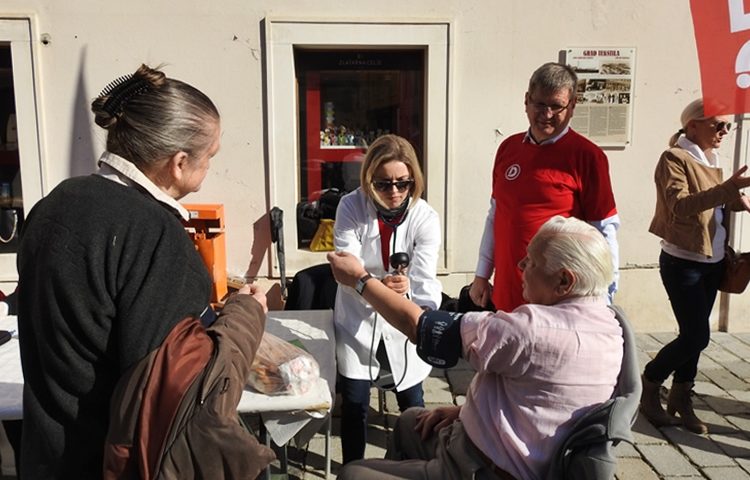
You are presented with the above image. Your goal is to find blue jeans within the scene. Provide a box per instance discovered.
[339,341,425,464]
[644,251,724,383]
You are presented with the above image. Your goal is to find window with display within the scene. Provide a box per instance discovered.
[0,20,45,281]
[0,46,23,254]
[294,49,425,249]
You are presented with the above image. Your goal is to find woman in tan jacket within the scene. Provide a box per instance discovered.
[642,98,750,434]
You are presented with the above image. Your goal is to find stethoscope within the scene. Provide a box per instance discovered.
[368,209,411,392]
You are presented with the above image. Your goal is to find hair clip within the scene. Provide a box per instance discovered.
[98,74,133,98]
[100,75,151,117]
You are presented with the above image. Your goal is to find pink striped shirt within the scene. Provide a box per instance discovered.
[459,296,623,480]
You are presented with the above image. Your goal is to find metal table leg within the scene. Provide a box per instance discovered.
[325,412,332,478]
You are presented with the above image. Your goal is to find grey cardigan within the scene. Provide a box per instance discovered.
[546,305,641,480]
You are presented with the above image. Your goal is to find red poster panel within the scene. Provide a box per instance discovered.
[691,0,750,115]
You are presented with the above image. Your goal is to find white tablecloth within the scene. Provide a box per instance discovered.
[239,309,336,446]
[0,311,336,445]
[0,316,21,420]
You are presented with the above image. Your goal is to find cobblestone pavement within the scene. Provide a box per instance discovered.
[4,331,750,479]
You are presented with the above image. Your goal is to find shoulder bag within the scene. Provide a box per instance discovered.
[720,246,750,294]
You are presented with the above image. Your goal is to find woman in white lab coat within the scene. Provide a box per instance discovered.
[333,134,442,464]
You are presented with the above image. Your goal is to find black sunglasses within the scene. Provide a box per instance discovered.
[372,179,414,193]
[714,121,733,132]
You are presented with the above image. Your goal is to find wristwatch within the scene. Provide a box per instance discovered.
[355,273,373,295]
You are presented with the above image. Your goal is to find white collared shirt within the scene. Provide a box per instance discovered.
[95,151,190,221]
[523,125,571,145]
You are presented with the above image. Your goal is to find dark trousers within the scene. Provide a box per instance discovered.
[339,352,425,465]
[644,251,724,384]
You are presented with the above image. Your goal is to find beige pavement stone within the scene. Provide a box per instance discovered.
[699,409,742,434]
[698,354,725,371]
[711,334,750,359]
[736,457,750,475]
[637,350,652,370]
[711,433,750,459]
[694,380,733,398]
[704,395,750,415]
[633,414,669,444]
[726,414,750,432]
[728,389,750,407]
[703,368,749,392]
[703,341,744,364]
[650,332,677,346]
[615,457,659,480]
[422,375,454,405]
[724,362,750,382]
[637,444,701,476]
[636,333,666,352]
[702,466,750,479]
[662,428,736,467]
[615,441,641,458]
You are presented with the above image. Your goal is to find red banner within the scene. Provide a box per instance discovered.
[691,0,750,115]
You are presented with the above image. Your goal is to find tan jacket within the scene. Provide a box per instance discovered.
[102,294,275,480]
[649,147,743,257]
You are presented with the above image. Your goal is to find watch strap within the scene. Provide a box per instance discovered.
[355,273,373,295]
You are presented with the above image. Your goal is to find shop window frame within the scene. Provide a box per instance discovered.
[0,18,44,282]
[264,18,449,276]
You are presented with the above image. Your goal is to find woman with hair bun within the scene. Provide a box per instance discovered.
[16,64,271,478]
[643,98,750,434]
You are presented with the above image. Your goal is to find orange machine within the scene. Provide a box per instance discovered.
[182,203,227,305]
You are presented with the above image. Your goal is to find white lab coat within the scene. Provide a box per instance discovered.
[333,188,442,391]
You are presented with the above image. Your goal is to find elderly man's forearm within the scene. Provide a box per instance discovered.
[360,278,423,342]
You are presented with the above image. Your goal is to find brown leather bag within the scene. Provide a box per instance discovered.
[720,246,750,294]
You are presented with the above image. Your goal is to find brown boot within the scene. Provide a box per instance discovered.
[667,381,708,434]
[640,375,679,426]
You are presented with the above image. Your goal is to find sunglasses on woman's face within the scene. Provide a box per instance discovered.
[714,121,732,132]
[703,120,732,132]
[372,179,414,193]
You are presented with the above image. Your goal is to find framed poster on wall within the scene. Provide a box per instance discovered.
[564,47,635,147]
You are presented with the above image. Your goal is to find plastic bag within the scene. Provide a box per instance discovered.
[247,332,320,395]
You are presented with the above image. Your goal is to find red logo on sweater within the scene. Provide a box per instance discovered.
[505,164,521,180]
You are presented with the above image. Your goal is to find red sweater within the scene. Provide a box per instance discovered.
[491,130,617,311]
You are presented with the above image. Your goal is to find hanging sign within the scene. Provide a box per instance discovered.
[691,0,750,115]
[564,48,635,147]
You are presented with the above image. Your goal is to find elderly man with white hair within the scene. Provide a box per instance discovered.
[327,215,624,480]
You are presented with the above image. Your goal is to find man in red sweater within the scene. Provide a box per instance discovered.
[470,62,620,312]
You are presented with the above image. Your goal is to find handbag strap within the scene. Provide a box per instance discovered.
[0,209,18,244]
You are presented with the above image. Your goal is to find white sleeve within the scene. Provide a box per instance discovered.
[475,198,495,279]
[333,194,364,259]
[588,214,620,302]
[333,194,372,306]
[408,207,442,310]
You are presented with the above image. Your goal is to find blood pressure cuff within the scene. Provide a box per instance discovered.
[416,310,464,368]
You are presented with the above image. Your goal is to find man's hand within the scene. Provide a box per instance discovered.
[327,251,368,288]
[469,276,492,308]
[414,406,461,441]
[237,283,268,313]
